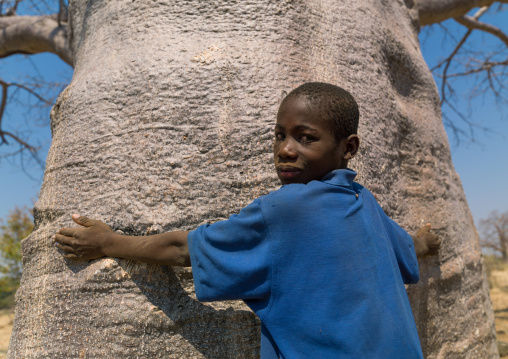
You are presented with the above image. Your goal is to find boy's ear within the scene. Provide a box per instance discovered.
[343,135,360,160]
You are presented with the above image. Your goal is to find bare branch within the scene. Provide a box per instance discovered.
[435,29,473,105]
[454,14,508,47]
[0,3,72,174]
[441,98,492,145]
[423,5,508,143]
[0,81,8,143]
[480,241,503,253]
[57,0,68,26]
[444,59,508,77]
[0,13,73,66]
[1,0,23,15]
[8,82,53,105]
[416,0,498,26]
[0,146,25,159]
[0,77,56,167]
[13,0,21,13]
[2,131,34,150]
[0,131,43,168]
[430,7,487,71]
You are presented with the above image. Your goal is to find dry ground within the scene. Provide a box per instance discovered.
[0,261,506,358]
[0,309,13,359]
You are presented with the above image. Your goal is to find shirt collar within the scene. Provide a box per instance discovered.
[320,168,357,187]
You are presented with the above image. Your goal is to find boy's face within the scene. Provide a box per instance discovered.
[273,95,349,185]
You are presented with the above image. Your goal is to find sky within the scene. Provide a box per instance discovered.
[418,8,508,225]
[0,6,507,230]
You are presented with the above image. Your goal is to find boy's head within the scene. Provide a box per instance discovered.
[274,82,360,185]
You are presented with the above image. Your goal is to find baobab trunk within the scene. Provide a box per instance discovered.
[9,0,498,358]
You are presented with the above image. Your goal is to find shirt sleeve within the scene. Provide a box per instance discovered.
[187,198,272,302]
[383,216,420,284]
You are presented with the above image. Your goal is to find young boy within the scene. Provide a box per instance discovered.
[54,82,439,358]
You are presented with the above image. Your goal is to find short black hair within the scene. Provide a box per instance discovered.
[281,82,359,142]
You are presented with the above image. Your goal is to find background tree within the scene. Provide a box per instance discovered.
[480,210,508,261]
[3,1,505,358]
[0,207,32,308]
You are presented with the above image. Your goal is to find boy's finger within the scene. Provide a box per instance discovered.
[423,232,439,242]
[416,223,433,236]
[429,238,441,248]
[53,233,74,246]
[58,228,78,237]
[416,226,429,236]
[72,214,94,228]
[55,242,75,254]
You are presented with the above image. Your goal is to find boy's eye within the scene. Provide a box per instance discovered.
[299,134,316,143]
[274,133,285,141]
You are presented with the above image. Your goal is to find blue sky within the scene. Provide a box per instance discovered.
[419,8,508,225]
[0,7,507,228]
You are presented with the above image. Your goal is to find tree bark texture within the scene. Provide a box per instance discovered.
[9,0,498,358]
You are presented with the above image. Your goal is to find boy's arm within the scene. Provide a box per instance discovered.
[413,223,441,258]
[53,214,191,266]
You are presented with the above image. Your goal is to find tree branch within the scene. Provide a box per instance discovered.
[2,130,34,151]
[422,4,508,145]
[0,78,53,167]
[432,8,487,105]
[480,241,503,252]
[416,0,500,26]
[454,14,508,47]
[0,130,43,168]
[443,59,508,77]
[430,6,487,71]
[0,81,8,143]
[57,0,68,26]
[433,28,473,105]
[8,82,53,105]
[0,13,73,66]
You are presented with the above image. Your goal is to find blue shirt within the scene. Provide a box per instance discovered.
[188,169,423,358]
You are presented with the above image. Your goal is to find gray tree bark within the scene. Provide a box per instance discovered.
[8,0,498,358]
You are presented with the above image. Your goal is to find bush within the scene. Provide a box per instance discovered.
[0,207,33,309]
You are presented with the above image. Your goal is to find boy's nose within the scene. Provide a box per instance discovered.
[278,139,298,159]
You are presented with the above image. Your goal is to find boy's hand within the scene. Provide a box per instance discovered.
[54,214,114,260]
[413,223,441,258]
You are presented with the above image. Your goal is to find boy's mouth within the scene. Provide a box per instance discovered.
[276,166,303,180]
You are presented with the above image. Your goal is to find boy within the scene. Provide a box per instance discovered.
[54,82,439,358]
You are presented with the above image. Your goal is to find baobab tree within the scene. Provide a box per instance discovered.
[2,0,506,358]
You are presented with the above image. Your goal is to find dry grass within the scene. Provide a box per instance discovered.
[485,256,508,358]
[0,308,14,359]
